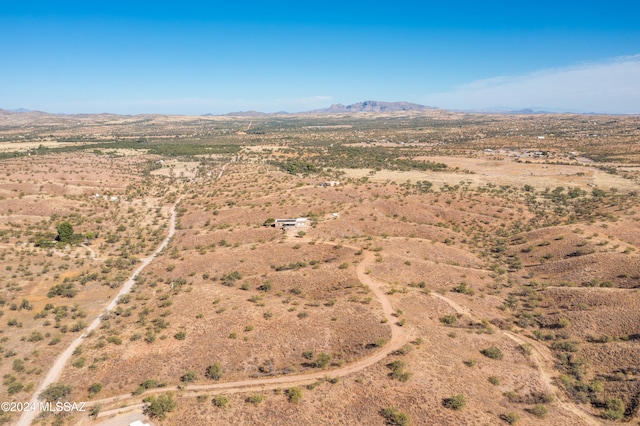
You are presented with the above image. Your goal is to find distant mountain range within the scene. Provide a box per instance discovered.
[304,100,438,114]
[0,102,612,117]
[199,101,438,116]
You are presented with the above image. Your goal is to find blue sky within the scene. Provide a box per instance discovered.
[1,1,639,114]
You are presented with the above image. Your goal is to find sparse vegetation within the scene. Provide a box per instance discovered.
[381,407,411,426]
[144,393,176,420]
[1,111,640,425]
[481,346,504,360]
[443,394,466,410]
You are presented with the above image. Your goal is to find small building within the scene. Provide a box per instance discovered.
[274,218,308,229]
[129,421,151,426]
[320,181,341,187]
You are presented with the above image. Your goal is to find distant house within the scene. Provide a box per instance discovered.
[274,218,308,229]
[320,181,341,187]
[129,421,151,426]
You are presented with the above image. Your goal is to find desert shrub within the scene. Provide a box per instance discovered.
[40,383,72,401]
[258,280,273,292]
[315,352,331,368]
[88,382,102,397]
[488,376,500,385]
[481,346,503,360]
[381,407,411,425]
[47,283,78,298]
[274,261,308,271]
[601,398,625,421]
[221,271,242,286]
[117,294,131,304]
[529,404,548,419]
[174,331,186,340]
[70,320,87,332]
[246,394,264,406]
[500,412,520,424]
[8,381,24,395]
[286,387,303,403]
[395,344,413,355]
[387,360,412,382]
[206,363,223,380]
[551,340,579,352]
[133,379,163,395]
[27,331,44,342]
[212,394,229,408]
[181,370,198,383]
[12,359,25,372]
[440,315,457,326]
[89,405,101,419]
[519,343,533,356]
[144,393,176,420]
[443,394,466,410]
[107,336,122,345]
[452,282,474,295]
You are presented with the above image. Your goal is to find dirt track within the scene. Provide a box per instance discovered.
[82,249,410,422]
[80,241,602,425]
[17,200,181,426]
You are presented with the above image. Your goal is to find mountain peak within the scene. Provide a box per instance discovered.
[308,101,436,114]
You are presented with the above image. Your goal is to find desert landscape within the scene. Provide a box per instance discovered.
[0,108,639,425]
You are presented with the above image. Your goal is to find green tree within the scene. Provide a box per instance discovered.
[57,222,74,243]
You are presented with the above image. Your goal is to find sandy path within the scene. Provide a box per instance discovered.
[17,200,181,426]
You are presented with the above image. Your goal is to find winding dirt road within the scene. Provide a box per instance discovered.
[81,249,410,421]
[83,239,597,425]
[17,200,181,426]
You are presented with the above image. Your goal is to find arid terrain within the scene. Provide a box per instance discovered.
[0,109,639,425]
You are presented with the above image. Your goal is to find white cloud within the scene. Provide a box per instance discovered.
[425,55,640,114]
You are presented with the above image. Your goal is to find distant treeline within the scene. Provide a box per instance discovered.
[271,144,447,174]
[0,139,240,160]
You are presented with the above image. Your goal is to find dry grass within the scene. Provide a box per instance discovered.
[0,112,639,425]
